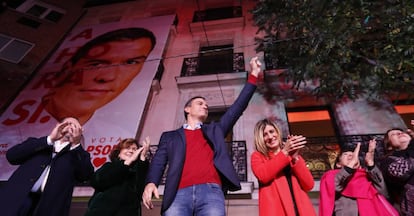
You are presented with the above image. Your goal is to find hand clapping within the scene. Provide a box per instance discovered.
[346,142,361,169]
[139,136,150,161]
[364,139,376,167]
[49,117,83,145]
[282,135,306,159]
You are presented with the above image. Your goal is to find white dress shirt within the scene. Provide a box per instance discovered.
[31,136,80,192]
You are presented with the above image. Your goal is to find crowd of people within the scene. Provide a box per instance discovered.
[0,56,413,216]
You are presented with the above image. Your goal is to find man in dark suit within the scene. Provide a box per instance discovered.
[0,117,94,216]
[142,56,262,215]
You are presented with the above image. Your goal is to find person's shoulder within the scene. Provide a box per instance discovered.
[251,151,267,159]
[22,136,47,144]
[95,161,114,170]
[163,128,181,133]
[321,169,338,179]
[408,139,414,150]
[160,128,183,137]
[251,151,260,156]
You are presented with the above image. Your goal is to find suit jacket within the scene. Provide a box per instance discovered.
[146,81,257,213]
[251,151,316,216]
[0,136,94,216]
[84,159,149,216]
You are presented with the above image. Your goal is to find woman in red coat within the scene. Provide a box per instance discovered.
[251,118,316,216]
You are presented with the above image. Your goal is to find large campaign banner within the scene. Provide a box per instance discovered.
[0,15,175,180]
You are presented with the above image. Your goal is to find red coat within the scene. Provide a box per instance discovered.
[251,151,316,216]
[319,169,399,216]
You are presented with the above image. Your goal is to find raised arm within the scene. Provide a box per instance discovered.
[218,56,262,133]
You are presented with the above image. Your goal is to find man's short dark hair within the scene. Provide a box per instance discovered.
[70,27,156,65]
[183,96,206,120]
[53,27,157,84]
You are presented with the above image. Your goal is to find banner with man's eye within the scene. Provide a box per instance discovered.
[0,14,176,180]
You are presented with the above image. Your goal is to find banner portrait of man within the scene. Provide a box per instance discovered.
[0,15,176,179]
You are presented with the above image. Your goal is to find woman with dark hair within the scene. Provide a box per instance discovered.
[380,120,414,216]
[84,137,150,216]
[251,118,315,216]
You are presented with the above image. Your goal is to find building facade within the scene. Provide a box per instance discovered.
[0,0,413,215]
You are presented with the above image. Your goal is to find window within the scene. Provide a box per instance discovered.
[43,10,63,22]
[180,52,245,77]
[394,104,414,127]
[16,0,65,22]
[4,0,26,9]
[84,0,134,8]
[287,107,336,137]
[198,44,234,75]
[0,34,34,63]
[192,6,242,22]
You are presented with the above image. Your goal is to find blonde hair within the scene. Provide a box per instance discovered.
[253,118,283,157]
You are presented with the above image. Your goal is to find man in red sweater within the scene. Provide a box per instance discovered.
[142,56,262,216]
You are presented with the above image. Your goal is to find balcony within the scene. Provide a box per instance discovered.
[192,6,242,23]
[180,52,245,77]
[148,133,385,185]
[189,6,245,33]
[71,133,386,202]
[303,134,385,179]
[148,140,247,184]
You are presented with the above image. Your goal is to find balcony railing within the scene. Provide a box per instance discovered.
[180,53,245,77]
[148,134,386,184]
[148,140,247,184]
[299,134,385,179]
[227,141,248,182]
[192,6,242,23]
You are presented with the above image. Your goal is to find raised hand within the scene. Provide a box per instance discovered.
[123,146,140,166]
[407,120,414,137]
[65,118,83,145]
[249,56,262,77]
[139,136,150,161]
[49,117,83,145]
[347,142,361,169]
[365,139,376,167]
[49,121,70,142]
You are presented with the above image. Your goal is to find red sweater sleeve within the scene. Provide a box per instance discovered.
[247,74,258,85]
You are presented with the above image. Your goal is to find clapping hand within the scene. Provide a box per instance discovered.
[364,139,376,167]
[407,120,414,137]
[346,142,361,169]
[49,117,82,145]
[282,135,306,160]
[139,136,150,161]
